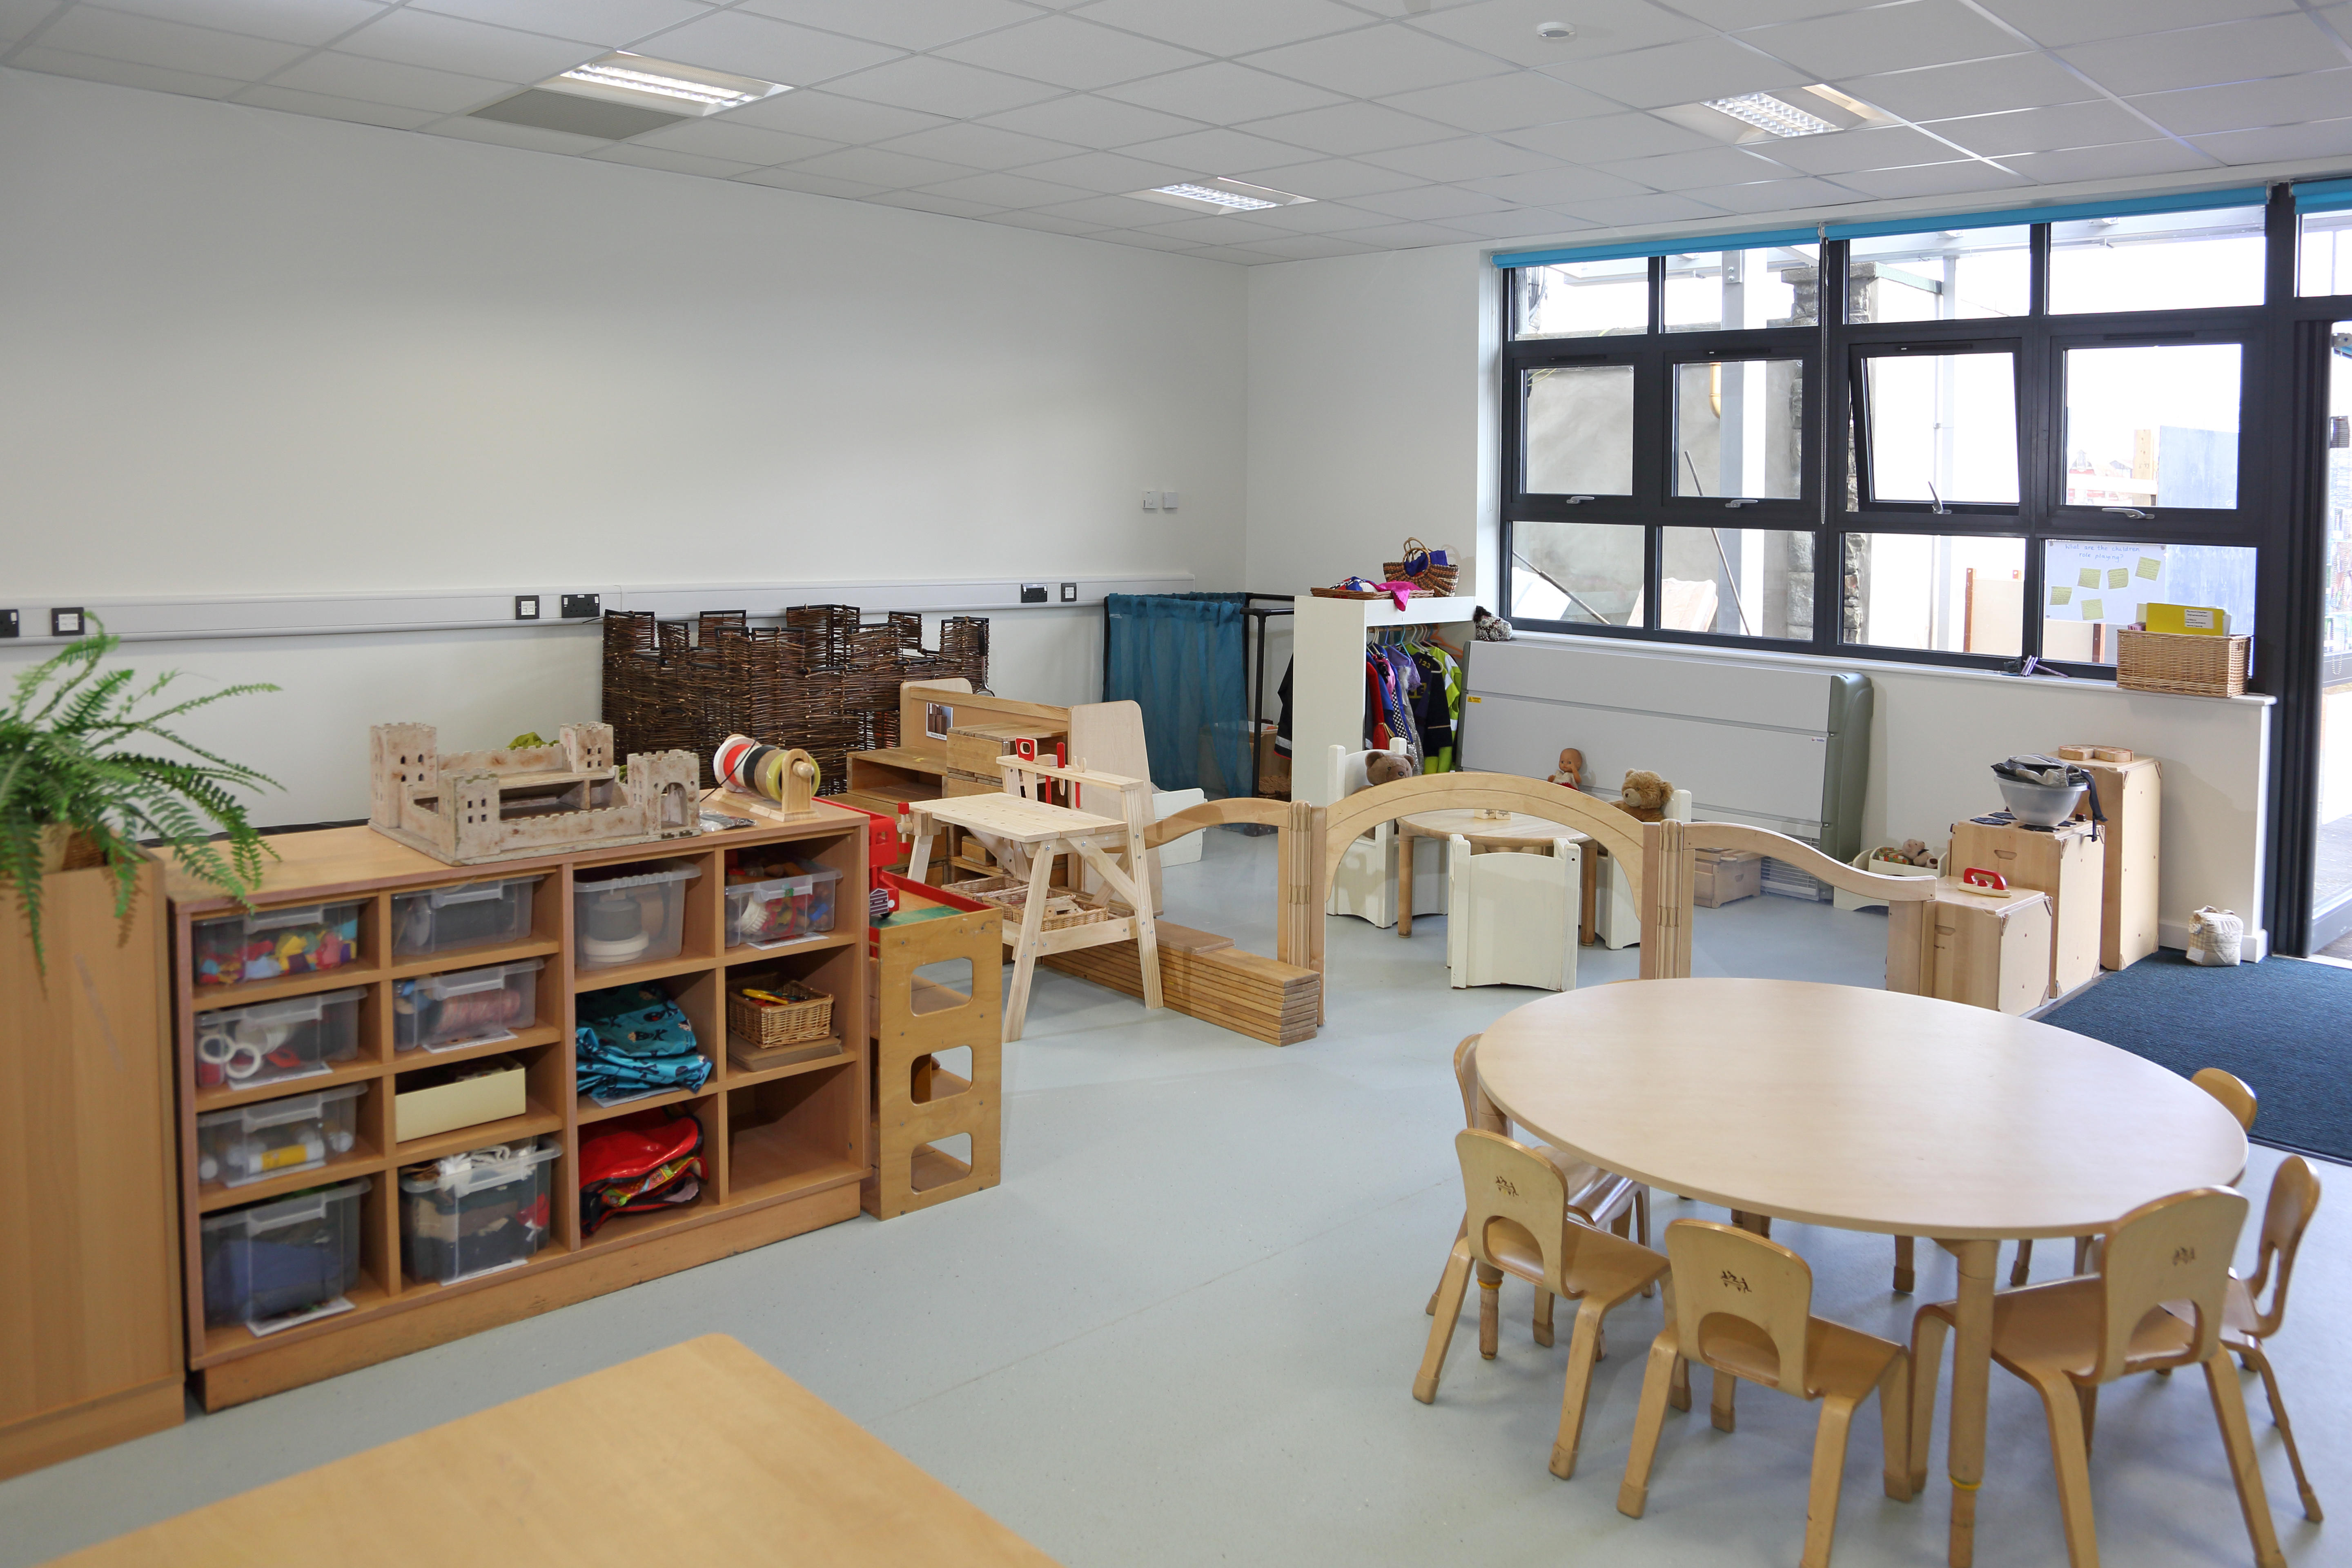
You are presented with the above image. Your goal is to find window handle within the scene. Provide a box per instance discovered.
[2102,506,2151,520]
[1565,494,1595,505]
[1725,498,1756,508]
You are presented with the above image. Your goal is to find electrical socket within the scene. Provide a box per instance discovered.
[1020,583,1048,604]
[0,610,17,639]
[559,592,601,619]
[1160,490,1179,511]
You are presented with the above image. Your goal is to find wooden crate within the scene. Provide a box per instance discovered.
[2062,750,2161,971]
[1949,815,2104,1000]
[1691,848,1761,908]
[864,885,1002,1219]
[1919,879,2054,1015]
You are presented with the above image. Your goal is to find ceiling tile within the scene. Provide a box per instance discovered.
[1238,23,1512,99]
[1136,212,1305,243]
[85,0,385,48]
[1463,165,1653,205]
[1354,135,1558,180]
[1009,149,1195,192]
[2056,14,2338,98]
[720,88,946,141]
[734,165,888,196]
[1671,173,1862,213]
[789,145,976,187]
[1090,228,1206,251]
[629,9,901,86]
[1973,0,2301,50]
[1375,71,1621,135]
[1923,100,2160,159]
[934,14,1207,90]
[1438,207,1590,240]
[1590,144,1795,190]
[915,169,1098,206]
[1497,111,1719,162]
[36,7,311,78]
[1324,218,1481,247]
[1677,0,1878,22]
[0,0,59,45]
[336,10,600,81]
[588,143,757,176]
[1190,244,1290,262]
[1830,158,2029,198]
[1233,156,1429,198]
[411,0,710,48]
[1345,183,1514,219]
[1241,234,1384,258]
[864,190,1006,218]
[1117,125,1316,173]
[977,91,1202,145]
[1403,0,1708,66]
[1100,60,1343,121]
[1031,191,1195,224]
[272,51,515,110]
[1555,190,1731,226]
[234,83,442,127]
[2128,70,2352,137]
[630,116,840,163]
[1739,0,2024,82]
[1238,100,1455,156]
[873,121,1081,170]
[732,0,1039,51]
[1760,122,1961,175]
[1072,0,1365,57]
[2188,116,2352,162]
[426,114,608,151]
[1213,198,1389,230]
[6,44,247,96]
[2000,139,2218,183]
[821,55,1064,116]
[1834,53,2094,121]
[987,209,1109,234]
[1537,35,1813,109]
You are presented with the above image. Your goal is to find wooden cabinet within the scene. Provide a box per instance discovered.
[167,808,868,1412]
[1918,879,2054,1016]
[0,858,185,1480]
[2076,757,2160,971]
[1949,816,2104,1002]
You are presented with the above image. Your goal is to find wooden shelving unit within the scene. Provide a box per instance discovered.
[167,804,869,1411]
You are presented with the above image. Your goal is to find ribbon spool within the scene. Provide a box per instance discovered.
[713,733,820,805]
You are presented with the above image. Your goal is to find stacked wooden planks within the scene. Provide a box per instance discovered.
[1040,921,1319,1046]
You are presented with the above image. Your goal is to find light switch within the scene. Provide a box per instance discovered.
[1160,490,1179,511]
[1142,490,1159,511]
[514,595,541,621]
[49,607,84,637]
[1060,582,1078,602]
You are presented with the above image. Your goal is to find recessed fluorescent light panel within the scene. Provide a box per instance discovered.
[1131,178,1313,215]
[543,52,788,118]
[1704,92,1838,138]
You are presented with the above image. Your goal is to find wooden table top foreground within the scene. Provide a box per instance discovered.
[1476,978,2247,1241]
[57,1336,1060,1568]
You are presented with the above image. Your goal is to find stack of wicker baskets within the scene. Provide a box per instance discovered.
[1382,537,1458,596]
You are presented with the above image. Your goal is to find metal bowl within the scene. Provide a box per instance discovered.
[1998,778,2085,827]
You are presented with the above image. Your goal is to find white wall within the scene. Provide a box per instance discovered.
[0,67,1243,824]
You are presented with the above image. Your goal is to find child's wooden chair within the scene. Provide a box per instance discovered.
[1908,1187,2286,1568]
[1417,1128,1669,1481]
[1618,1219,1911,1568]
[2196,1155,2322,1521]
[1425,1036,1649,1343]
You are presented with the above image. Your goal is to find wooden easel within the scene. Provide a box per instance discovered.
[904,754,1163,1042]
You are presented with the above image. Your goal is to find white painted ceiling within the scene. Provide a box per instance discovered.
[5,0,2351,263]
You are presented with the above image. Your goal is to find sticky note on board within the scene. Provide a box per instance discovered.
[2079,568,2102,588]
[2082,598,2105,621]
[2050,586,2072,605]
[2108,568,2130,588]
[2136,557,2161,580]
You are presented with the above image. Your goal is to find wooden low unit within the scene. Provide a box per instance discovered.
[1042,922,1320,1047]
[865,882,1003,1219]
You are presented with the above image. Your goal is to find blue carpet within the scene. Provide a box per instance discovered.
[2041,951,2352,1165]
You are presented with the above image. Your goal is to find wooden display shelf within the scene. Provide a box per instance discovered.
[168,806,870,1410]
[726,1041,854,1088]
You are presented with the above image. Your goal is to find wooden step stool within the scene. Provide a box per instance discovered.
[864,881,1004,1219]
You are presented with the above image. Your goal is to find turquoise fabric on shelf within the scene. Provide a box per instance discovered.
[1105,592,1248,798]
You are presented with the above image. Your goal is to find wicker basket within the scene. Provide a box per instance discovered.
[727,978,834,1046]
[1310,586,1425,600]
[1382,537,1459,596]
[2115,629,2248,697]
[942,876,1111,930]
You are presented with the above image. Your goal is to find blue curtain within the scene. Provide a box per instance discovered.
[1105,593,1247,797]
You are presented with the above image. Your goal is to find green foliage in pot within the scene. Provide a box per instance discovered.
[0,621,281,972]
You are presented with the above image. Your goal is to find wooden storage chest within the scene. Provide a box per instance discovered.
[1948,815,2104,1001]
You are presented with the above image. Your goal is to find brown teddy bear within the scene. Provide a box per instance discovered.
[1363,751,1416,787]
[1615,769,1675,823]
[1548,748,1584,790]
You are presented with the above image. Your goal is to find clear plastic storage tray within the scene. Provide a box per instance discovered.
[724,865,844,948]
[194,986,365,1090]
[196,1081,365,1189]
[399,1138,559,1285]
[199,1177,370,1330]
[193,900,363,988]
[394,958,544,1052]
[572,861,702,971]
[391,875,540,959]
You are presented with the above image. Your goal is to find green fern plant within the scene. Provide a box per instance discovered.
[0,620,281,973]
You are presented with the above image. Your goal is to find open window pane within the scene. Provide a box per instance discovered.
[2040,540,2257,666]
[2049,206,2266,314]
[1516,258,1648,339]
[2301,212,2352,298]
[1847,226,2029,323]
[1511,521,1644,626]
[1673,359,1802,499]
[1841,532,2026,655]
[1861,352,2019,505]
[2062,344,2241,510]
[1659,528,1814,638]
[1524,364,1635,494]
[1664,244,1820,332]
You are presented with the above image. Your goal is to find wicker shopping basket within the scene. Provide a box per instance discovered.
[1382,537,1459,596]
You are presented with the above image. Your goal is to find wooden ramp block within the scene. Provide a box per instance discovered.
[1041,931,1319,1046]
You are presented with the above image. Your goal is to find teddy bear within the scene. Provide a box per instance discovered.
[1548,748,1584,790]
[1362,751,1416,788]
[1615,769,1675,823]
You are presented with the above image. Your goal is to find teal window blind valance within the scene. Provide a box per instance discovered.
[1493,226,1818,269]
[2294,177,2352,214]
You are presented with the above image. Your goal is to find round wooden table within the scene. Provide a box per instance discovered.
[1394,811,1591,939]
[1476,978,2246,1568]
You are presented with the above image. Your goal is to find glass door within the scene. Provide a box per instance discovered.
[2315,323,2352,952]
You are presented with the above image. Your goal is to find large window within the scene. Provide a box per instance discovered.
[1499,189,2310,675]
